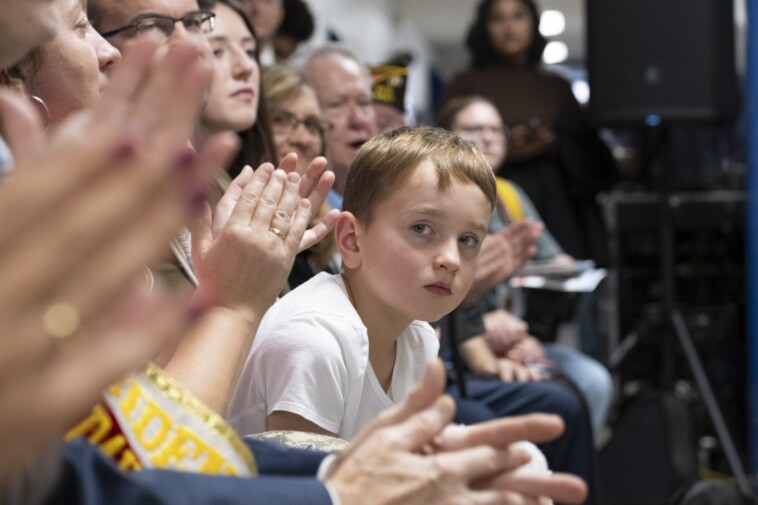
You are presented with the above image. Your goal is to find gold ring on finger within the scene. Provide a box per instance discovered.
[43,302,81,340]
[269,227,285,239]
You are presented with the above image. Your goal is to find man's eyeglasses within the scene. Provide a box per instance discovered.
[101,11,215,40]
[271,110,329,137]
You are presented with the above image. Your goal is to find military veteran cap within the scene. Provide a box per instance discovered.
[370,65,408,113]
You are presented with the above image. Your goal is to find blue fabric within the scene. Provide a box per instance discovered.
[544,343,612,442]
[326,189,343,211]
[245,438,327,476]
[44,439,332,505]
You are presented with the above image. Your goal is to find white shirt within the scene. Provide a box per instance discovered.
[227,272,439,440]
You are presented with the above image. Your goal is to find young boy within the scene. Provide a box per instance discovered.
[227,126,497,439]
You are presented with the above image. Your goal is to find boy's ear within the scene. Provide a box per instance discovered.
[335,211,362,269]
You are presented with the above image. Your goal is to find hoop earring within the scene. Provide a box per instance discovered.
[30,95,50,131]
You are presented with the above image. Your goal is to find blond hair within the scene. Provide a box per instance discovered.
[343,126,496,225]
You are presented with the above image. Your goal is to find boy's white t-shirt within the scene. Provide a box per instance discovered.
[227,272,440,440]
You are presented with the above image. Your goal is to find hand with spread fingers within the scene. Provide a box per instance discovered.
[326,360,588,505]
[165,158,314,414]
[463,219,541,306]
[502,220,542,271]
[0,39,237,483]
[211,153,339,254]
[192,163,311,311]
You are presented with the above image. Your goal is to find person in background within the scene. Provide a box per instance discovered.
[443,0,615,266]
[371,64,409,132]
[7,0,121,127]
[273,0,314,62]
[198,0,277,178]
[239,0,283,65]
[438,94,613,444]
[300,45,379,211]
[263,64,339,288]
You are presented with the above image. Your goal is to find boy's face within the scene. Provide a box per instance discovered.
[355,160,492,323]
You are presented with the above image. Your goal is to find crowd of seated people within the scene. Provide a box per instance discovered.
[0,0,617,504]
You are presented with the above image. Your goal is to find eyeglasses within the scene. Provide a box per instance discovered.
[101,11,215,40]
[271,110,329,137]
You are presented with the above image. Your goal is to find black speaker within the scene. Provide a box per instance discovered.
[587,0,739,126]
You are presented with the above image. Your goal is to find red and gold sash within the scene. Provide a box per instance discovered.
[66,363,257,477]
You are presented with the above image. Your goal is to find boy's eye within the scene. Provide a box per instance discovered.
[411,223,432,235]
[458,235,479,247]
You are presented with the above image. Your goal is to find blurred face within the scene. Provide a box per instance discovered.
[202,3,260,133]
[0,0,62,68]
[306,53,378,195]
[487,0,534,61]
[452,101,507,170]
[352,160,491,325]
[240,0,283,44]
[96,0,209,52]
[271,87,324,173]
[23,0,121,125]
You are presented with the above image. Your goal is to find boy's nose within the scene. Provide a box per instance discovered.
[434,240,461,272]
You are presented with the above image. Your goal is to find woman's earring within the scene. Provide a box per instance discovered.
[29,95,50,132]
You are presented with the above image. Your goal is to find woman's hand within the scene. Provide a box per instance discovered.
[0,38,236,482]
[191,163,311,316]
[211,154,338,255]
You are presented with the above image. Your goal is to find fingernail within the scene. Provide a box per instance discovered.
[174,148,197,172]
[256,163,274,174]
[112,138,137,163]
[189,189,208,209]
[287,172,300,183]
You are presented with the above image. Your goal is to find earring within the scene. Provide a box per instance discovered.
[29,95,50,131]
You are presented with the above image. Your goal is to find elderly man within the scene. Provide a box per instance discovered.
[300,46,379,211]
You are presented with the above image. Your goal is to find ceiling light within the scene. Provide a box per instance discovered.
[542,41,569,64]
[540,10,566,37]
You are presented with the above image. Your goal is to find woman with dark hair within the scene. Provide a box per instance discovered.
[466,0,547,68]
[197,0,277,177]
[273,0,314,62]
[443,0,615,266]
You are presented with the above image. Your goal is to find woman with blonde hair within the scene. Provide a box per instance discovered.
[263,64,339,288]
